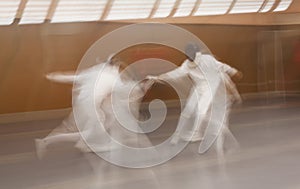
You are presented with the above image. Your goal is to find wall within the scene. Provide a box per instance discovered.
[0,21,294,114]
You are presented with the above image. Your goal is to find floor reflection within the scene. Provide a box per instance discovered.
[1,95,300,189]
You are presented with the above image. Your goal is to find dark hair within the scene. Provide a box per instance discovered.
[185,43,200,61]
[107,53,116,65]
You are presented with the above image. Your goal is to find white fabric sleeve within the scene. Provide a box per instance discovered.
[158,60,189,81]
[215,60,238,77]
[46,72,76,84]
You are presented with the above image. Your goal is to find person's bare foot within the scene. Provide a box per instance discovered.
[35,139,47,159]
[170,134,180,145]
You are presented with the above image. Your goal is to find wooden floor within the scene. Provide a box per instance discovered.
[1,95,300,189]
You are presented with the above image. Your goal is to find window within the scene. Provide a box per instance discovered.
[194,0,231,16]
[0,0,296,25]
[173,0,197,17]
[273,0,292,12]
[105,0,156,20]
[259,0,275,12]
[230,0,265,14]
[51,0,107,23]
[152,0,176,18]
[0,0,21,25]
[19,0,51,24]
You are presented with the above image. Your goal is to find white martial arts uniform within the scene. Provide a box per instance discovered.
[156,52,241,154]
[36,61,151,157]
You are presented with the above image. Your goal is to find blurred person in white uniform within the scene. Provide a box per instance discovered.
[35,55,152,159]
[148,43,242,154]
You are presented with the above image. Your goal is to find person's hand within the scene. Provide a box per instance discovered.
[146,75,166,84]
[45,71,75,83]
[141,79,155,92]
[45,72,63,81]
[231,71,243,82]
[146,75,158,80]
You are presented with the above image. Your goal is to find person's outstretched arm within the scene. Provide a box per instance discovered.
[46,71,76,84]
[215,60,243,82]
[146,60,189,83]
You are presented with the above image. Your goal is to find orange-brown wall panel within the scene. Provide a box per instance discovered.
[1,22,296,114]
